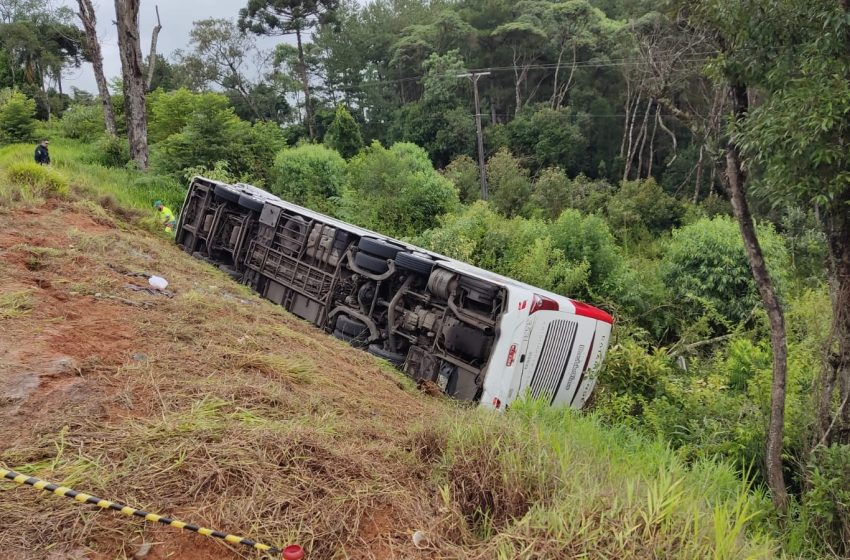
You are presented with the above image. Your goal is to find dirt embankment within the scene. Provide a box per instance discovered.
[0,201,448,559]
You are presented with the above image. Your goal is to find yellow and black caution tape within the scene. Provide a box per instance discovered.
[0,467,303,559]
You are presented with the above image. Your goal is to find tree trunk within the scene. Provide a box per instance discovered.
[725,82,789,512]
[812,0,850,449]
[146,5,162,91]
[622,92,641,181]
[694,143,705,203]
[77,0,117,136]
[295,26,315,140]
[815,190,850,446]
[114,0,148,169]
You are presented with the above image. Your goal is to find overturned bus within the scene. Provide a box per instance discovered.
[174,177,613,410]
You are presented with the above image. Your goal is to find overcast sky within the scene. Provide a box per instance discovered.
[58,0,281,93]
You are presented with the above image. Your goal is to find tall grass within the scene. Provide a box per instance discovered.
[420,397,777,559]
[0,141,184,213]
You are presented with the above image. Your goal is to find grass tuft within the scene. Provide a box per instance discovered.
[4,161,69,201]
[0,289,35,319]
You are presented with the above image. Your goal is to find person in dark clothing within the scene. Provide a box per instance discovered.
[34,139,50,165]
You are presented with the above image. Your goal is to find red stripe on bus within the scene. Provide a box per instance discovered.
[571,301,613,324]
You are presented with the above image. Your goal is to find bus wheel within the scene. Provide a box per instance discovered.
[358,237,403,259]
[367,344,406,367]
[354,251,389,274]
[335,315,368,337]
[395,252,435,276]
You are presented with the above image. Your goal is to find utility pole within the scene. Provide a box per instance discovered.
[457,71,491,200]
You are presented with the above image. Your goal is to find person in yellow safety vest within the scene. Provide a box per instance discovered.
[154,200,176,233]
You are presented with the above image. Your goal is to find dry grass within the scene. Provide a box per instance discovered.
[0,289,35,319]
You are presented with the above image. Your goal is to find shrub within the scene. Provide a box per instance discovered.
[271,144,348,215]
[60,104,104,141]
[800,444,850,556]
[661,216,790,328]
[443,154,480,204]
[0,90,37,144]
[324,105,364,159]
[607,178,685,239]
[5,161,69,199]
[93,134,131,168]
[529,166,570,220]
[550,209,623,290]
[487,147,531,217]
[342,141,459,237]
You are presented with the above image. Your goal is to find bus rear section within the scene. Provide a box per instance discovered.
[175,177,613,410]
[479,293,612,410]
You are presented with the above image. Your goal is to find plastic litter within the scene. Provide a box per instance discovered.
[412,530,428,549]
[148,276,168,290]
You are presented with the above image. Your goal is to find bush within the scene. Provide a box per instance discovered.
[271,144,348,215]
[487,147,531,217]
[415,203,617,298]
[550,209,623,290]
[5,161,69,199]
[443,155,480,204]
[607,178,685,240]
[93,134,131,168]
[0,90,37,144]
[661,216,790,329]
[529,166,571,220]
[342,141,459,237]
[153,99,286,185]
[60,104,105,141]
[800,444,850,556]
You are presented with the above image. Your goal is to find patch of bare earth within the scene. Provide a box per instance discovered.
[0,201,448,559]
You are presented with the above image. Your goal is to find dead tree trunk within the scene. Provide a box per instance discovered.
[114,0,148,169]
[622,92,641,182]
[77,0,117,136]
[725,82,789,512]
[295,26,315,140]
[146,5,162,91]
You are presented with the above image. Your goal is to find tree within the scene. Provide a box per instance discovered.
[324,105,362,158]
[114,0,148,169]
[239,0,341,139]
[183,19,265,120]
[729,0,850,454]
[76,0,116,135]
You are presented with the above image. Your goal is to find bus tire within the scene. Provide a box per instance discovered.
[333,328,366,347]
[395,252,434,276]
[367,344,406,367]
[358,237,403,259]
[238,194,264,212]
[214,184,240,203]
[336,315,368,337]
[354,251,389,274]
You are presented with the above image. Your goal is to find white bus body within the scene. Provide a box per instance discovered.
[175,177,612,409]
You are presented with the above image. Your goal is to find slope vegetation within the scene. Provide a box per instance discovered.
[0,143,776,559]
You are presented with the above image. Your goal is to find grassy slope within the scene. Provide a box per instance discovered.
[0,142,780,559]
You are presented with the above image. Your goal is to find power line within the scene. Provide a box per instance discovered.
[329,52,720,92]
